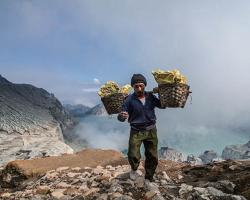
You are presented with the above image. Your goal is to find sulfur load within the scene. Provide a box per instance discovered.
[98,81,132,98]
[152,69,187,85]
[119,84,132,96]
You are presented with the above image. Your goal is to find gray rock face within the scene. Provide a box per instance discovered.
[202,180,236,194]
[0,75,74,165]
[179,184,247,200]
[222,140,250,160]
[159,147,187,162]
[198,150,218,164]
[186,154,203,165]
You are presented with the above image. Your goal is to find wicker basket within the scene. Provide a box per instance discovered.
[158,83,191,108]
[101,93,124,114]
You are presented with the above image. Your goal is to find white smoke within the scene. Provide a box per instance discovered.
[72,111,249,156]
[73,115,129,151]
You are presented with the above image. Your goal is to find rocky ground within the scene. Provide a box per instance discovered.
[0,149,249,200]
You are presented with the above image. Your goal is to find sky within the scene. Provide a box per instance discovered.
[0,1,249,152]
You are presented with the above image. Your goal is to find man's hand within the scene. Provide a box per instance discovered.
[118,111,129,121]
[153,87,159,93]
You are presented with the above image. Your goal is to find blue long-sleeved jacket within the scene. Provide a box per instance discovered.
[117,91,165,130]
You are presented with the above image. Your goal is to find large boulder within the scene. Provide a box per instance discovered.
[159,147,186,162]
[186,154,203,165]
[222,140,250,160]
[198,150,218,164]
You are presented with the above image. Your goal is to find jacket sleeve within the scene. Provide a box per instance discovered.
[152,93,166,109]
[117,98,130,122]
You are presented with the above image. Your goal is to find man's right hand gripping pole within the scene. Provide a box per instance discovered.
[117,111,129,122]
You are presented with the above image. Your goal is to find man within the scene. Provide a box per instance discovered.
[117,73,165,184]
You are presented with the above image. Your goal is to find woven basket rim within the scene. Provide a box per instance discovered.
[101,92,124,99]
[158,83,189,87]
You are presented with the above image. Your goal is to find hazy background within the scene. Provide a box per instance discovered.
[1,0,249,155]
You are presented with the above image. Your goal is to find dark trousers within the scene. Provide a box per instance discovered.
[127,127,158,181]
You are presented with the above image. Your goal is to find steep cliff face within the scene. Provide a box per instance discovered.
[0,75,74,165]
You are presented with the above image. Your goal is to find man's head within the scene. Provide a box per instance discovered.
[131,74,147,97]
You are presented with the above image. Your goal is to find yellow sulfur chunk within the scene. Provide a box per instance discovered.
[152,69,188,84]
[98,81,132,98]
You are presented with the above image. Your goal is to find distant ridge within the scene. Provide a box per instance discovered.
[84,103,108,116]
[63,102,108,118]
[64,104,91,117]
[0,74,11,84]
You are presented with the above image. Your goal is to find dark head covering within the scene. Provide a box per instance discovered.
[131,74,147,86]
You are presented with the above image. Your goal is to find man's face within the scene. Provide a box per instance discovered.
[133,83,145,97]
